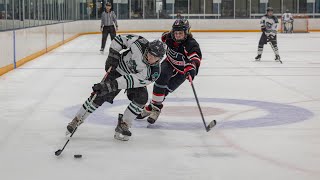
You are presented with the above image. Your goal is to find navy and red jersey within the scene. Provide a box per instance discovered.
[161,32,202,74]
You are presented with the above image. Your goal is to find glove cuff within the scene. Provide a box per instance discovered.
[184,63,196,74]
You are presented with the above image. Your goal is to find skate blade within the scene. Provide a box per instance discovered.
[114,132,130,141]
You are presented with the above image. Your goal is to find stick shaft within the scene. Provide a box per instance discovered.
[188,75,208,130]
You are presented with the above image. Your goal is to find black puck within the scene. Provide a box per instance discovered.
[74,154,82,158]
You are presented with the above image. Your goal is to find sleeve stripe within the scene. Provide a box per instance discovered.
[127,75,134,88]
[188,54,200,59]
[187,52,198,57]
[191,58,201,65]
[114,37,123,46]
[124,75,130,89]
[124,75,134,89]
[191,57,201,62]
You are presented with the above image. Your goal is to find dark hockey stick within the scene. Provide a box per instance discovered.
[55,66,113,156]
[188,75,217,132]
[268,41,283,64]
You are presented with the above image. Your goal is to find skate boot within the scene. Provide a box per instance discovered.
[114,114,132,141]
[255,55,261,61]
[100,48,104,54]
[147,104,162,124]
[275,55,282,63]
[136,105,152,120]
[66,117,82,135]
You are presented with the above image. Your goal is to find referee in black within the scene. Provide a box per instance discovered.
[100,2,118,52]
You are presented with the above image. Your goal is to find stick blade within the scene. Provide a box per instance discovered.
[206,120,217,132]
[55,149,62,156]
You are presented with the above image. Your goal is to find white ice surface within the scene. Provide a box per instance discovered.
[0,33,320,180]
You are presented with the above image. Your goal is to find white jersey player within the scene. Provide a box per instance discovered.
[282,9,294,33]
[66,34,165,141]
[255,7,282,63]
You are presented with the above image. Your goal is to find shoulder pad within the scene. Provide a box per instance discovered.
[185,37,200,51]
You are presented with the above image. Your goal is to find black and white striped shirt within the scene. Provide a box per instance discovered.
[101,11,118,27]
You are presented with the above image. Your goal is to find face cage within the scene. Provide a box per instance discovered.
[143,49,161,66]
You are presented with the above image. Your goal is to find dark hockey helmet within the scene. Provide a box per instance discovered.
[286,9,290,13]
[267,7,273,12]
[148,40,165,59]
[171,19,190,42]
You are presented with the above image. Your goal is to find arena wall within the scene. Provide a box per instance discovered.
[1,19,320,76]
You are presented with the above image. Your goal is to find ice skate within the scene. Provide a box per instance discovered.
[255,55,261,61]
[147,105,161,124]
[100,48,104,54]
[275,55,282,63]
[66,117,82,135]
[114,114,132,141]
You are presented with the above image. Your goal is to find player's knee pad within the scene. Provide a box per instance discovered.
[127,87,148,105]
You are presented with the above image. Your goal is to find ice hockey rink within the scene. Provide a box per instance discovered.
[0,32,320,180]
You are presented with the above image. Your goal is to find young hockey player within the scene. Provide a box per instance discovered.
[136,19,202,124]
[282,9,294,33]
[66,34,165,141]
[255,7,282,63]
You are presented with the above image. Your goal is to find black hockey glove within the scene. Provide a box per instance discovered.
[184,62,197,81]
[261,25,266,32]
[105,48,121,71]
[92,80,118,95]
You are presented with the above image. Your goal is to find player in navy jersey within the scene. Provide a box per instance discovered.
[137,19,202,124]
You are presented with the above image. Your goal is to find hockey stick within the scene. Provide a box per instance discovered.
[188,75,217,132]
[55,66,113,156]
[268,41,283,64]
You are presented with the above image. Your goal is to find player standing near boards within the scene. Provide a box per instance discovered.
[137,19,202,124]
[255,7,282,63]
[282,9,294,33]
[67,34,165,141]
[100,2,118,53]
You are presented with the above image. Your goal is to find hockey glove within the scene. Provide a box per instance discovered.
[184,62,197,80]
[261,25,266,32]
[268,34,276,41]
[92,80,118,95]
[105,48,121,71]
